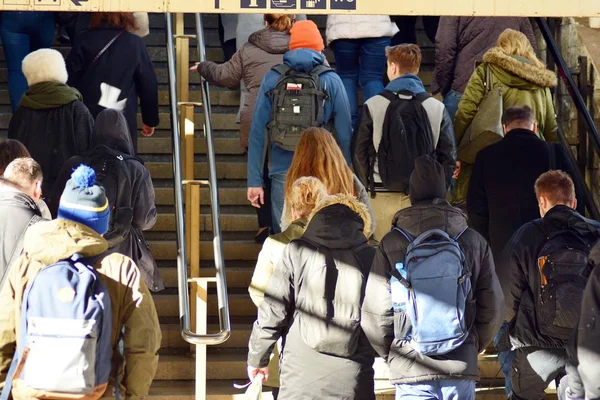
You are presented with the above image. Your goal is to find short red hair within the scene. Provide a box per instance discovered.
[90,13,138,32]
[386,44,422,74]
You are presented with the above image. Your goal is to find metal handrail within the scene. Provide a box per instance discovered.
[536,17,600,219]
[165,13,231,346]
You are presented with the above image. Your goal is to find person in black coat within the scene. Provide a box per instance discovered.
[467,105,581,261]
[8,48,94,202]
[66,12,159,153]
[51,109,163,292]
[500,170,598,400]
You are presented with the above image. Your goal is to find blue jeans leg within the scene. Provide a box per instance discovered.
[359,37,389,102]
[270,173,286,234]
[0,12,56,112]
[333,39,360,129]
[442,90,462,124]
[395,380,475,400]
[494,321,515,396]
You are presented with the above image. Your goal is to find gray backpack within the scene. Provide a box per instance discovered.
[267,64,331,151]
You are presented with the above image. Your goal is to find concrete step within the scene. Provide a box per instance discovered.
[158,264,254,289]
[146,161,246,180]
[149,240,260,261]
[153,292,256,318]
[160,321,253,350]
[152,213,257,233]
[138,136,244,156]
[154,187,247,206]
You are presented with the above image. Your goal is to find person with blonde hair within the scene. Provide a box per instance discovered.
[192,14,296,243]
[248,176,327,396]
[283,127,374,234]
[453,28,558,206]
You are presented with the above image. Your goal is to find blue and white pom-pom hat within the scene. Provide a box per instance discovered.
[58,164,110,235]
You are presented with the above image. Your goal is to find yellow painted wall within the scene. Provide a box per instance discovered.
[1,0,599,16]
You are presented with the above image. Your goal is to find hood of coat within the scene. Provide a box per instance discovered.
[248,28,290,55]
[304,194,371,249]
[92,109,135,156]
[22,218,108,266]
[393,199,468,239]
[283,49,326,73]
[0,186,41,215]
[543,205,600,239]
[483,47,557,89]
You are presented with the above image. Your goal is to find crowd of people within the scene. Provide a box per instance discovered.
[0,10,598,400]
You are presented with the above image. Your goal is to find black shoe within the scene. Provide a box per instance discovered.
[255,227,270,244]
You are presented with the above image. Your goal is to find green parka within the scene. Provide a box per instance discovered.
[452,47,558,205]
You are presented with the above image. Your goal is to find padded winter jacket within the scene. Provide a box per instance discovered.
[197,28,290,149]
[248,194,376,400]
[66,26,159,152]
[501,206,600,350]
[0,219,161,399]
[325,15,398,44]
[432,17,537,96]
[361,199,504,384]
[51,109,162,292]
[247,49,353,187]
[452,47,558,204]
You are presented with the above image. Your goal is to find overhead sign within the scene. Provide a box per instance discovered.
[1,0,599,16]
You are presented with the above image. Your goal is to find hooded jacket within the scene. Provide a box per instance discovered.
[467,129,580,262]
[0,219,161,399]
[197,28,290,149]
[0,188,44,287]
[7,89,94,200]
[353,74,457,192]
[501,206,600,350]
[248,194,376,400]
[361,156,504,384]
[578,245,600,399]
[51,109,163,292]
[452,47,559,205]
[432,17,537,96]
[66,26,159,152]
[247,49,353,187]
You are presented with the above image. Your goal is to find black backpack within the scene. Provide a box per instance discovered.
[267,64,331,152]
[535,225,596,340]
[87,152,135,247]
[372,90,435,195]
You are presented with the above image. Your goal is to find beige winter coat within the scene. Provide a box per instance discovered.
[196,28,290,149]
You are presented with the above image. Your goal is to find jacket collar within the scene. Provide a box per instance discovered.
[483,47,557,88]
[0,187,41,215]
[283,49,325,73]
[385,74,426,94]
[303,194,370,249]
[393,199,468,238]
[543,205,600,238]
[504,128,543,142]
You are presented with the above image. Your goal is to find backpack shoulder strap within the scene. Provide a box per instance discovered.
[380,90,398,103]
[311,64,332,76]
[272,64,292,76]
[414,92,431,103]
[392,227,415,243]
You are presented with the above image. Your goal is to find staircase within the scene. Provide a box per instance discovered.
[0,13,556,399]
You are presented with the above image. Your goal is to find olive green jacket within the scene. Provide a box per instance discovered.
[453,47,558,204]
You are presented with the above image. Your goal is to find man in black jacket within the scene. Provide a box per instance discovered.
[0,158,45,287]
[468,105,580,262]
[361,155,504,399]
[501,170,598,400]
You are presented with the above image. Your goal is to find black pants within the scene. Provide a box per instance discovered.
[255,154,272,229]
[510,347,584,400]
[391,16,440,45]
[217,15,236,62]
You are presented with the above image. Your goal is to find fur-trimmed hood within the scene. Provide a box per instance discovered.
[304,194,371,248]
[22,49,68,87]
[483,47,557,88]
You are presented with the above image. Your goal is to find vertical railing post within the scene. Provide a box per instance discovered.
[195,278,209,399]
[190,183,201,335]
[577,56,589,176]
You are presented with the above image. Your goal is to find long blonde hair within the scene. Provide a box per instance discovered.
[283,128,354,225]
[496,29,545,69]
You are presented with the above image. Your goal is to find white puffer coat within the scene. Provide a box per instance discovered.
[326,15,398,45]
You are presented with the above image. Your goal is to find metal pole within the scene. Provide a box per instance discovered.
[195,12,231,343]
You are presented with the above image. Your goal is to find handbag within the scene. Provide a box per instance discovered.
[457,65,504,164]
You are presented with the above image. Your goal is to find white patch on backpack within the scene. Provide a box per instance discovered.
[98,83,127,111]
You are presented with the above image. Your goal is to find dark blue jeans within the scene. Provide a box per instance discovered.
[333,37,389,129]
[0,12,56,112]
[494,321,516,396]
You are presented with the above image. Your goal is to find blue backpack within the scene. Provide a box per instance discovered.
[1,254,112,398]
[391,228,471,356]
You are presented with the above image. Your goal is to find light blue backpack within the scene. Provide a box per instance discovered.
[392,228,471,356]
[1,254,112,398]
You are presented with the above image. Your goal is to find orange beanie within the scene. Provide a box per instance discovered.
[289,20,325,52]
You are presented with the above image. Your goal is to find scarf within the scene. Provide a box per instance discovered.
[19,82,82,110]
